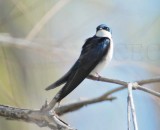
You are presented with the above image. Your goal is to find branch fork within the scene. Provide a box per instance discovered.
[0,76,160,130]
[131,82,141,89]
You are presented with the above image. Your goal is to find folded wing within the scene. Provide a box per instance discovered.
[56,37,111,102]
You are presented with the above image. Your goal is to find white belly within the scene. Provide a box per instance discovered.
[90,38,113,76]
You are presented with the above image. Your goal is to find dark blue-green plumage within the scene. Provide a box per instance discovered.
[45,24,113,104]
[46,36,111,102]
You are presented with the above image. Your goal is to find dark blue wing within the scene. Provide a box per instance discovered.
[56,37,111,101]
[45,37,95,90]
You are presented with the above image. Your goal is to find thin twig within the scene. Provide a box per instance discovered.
[87,75,127,85]
[128,83,138,130]
[127,96,131,130]
[88,75,160,86]
[137,77,160,85]
[54,86,126,115]
[137,86,160,97]
[88,75,160,98]
[55,96,116,115]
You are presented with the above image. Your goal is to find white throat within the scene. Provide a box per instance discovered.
[96,30,111,39]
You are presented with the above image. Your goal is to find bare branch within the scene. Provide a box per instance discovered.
[127,96,131,130]
[127,83,138,130]
[0,94,115,129]
[53,86,126,115]
[88,75,160,86]
[0,105,75,130]
[137,77,160,85]
[88,75,160,98]
[137,86,160,97]
[87,75,127,85]
[55,96,116,115]
[0,76,160,129]
[0,105,73,130]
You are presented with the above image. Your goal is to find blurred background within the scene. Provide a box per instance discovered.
[0,0,160,130]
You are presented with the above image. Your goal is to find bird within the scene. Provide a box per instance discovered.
[45,24,113,107]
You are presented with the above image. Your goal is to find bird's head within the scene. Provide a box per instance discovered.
[96,24,112,38]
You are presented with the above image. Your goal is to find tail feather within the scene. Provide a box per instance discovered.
[56,68,89,102]
[45,71,71,90]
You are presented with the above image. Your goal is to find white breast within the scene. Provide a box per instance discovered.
[90,38,113,77]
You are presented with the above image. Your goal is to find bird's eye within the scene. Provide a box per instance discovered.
[106,27,111,32]
[103,27,107,30]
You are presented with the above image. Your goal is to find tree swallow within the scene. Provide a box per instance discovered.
[45,24,113,106]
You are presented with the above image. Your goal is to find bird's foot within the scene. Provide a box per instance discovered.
[96,73,102,81]
[88,73,102,81]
